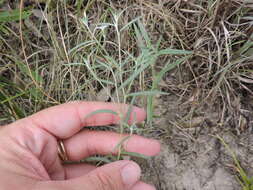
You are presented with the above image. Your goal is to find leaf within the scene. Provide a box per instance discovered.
[113,136,131,153]
[147,57,190,123]
[123,98,135,124]
[68,40,96,54]
[0,24,9,34]
[119,53,156,90]
[217,136,250,188]
[133,23,145,48]
[63,63,84,66]
[16,62,43,84]
[120,16,141,32]
[120,151,151,159]
[0,89,26,119]
[158,48,193,55]
[0,91,27,104]
[84,109,118,120]
[84,58,114,85]
[136,20,151,47]
[85,156,112,164]
[81,13,89,27]
[95,23,113,31]
[126,91,169,97]
[154,56,190,86]
[29,87,43,99]
[0,9,31,23]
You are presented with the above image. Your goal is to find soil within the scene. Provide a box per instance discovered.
[140,94,253,190]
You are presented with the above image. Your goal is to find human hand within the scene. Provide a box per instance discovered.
[0,101,160,190]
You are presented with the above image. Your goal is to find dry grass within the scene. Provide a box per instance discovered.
[0,1,251,120]
[0,1,252,131]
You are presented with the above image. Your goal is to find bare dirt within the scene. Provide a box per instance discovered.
[140,94,253,190]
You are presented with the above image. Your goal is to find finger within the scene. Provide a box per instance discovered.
[131,182,156,190]
[64,164,96,179]
[64,131,161,161]
[24,101,146,139]
[66,160,141,190]
[65,163,155,189]
[37,160,141,190]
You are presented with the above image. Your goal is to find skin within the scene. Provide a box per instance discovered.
[0,101,160,190]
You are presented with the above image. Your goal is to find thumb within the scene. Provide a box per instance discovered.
[68,160,141,190]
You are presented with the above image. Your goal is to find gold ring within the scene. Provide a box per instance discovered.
[58,140,68,162]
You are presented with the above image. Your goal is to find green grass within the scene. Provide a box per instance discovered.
[68,9,192,131]
[0,2,193,123]
[0,9,31,23]
[218,136,253,190]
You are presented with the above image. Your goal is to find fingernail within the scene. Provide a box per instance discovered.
[121,162,141,186]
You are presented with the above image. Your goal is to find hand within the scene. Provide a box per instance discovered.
[0,101,160,190]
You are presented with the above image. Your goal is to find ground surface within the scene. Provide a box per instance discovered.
[1,1,253,189]
[141,93,253,190]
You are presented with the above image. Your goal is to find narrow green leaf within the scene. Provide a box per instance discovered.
[120,17,141,32]
[16,62,43,84]
[85,156,111,164]
[126,91,169,97]
[158,48,193,55]
[121,151,151,159]
[29,87,43,100]
[136,20,151,47]
[113,136,131,153]
[217,135,251,189]
[84,109,118,120]
[0,24,9,34]
[0,9,31,22]
[0,89,26,119]
[84,58,114,85]
[63,63,84,66]
[147,57,189,123]
[68,40,96,54]
[154,56,190,86]
[123,97,135,124]
[95,23,113,31]
[119,54,157,90]
[133,23,144,48]
[0,91,27,104]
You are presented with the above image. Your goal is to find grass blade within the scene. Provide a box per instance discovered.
[147,57,190,123]
[85,156,112,164]
[84,109,118,120]
[158,48,193,55]
[0,9,31,22]
[126,91,169,97]
[120,151,151,159]
[119,53,156,90]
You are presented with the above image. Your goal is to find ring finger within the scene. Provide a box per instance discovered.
[62,130,160,161]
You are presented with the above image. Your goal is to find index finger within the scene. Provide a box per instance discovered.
[24,101,146,139]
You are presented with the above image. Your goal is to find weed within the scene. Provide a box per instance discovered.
[218,136,253,190]
[0,9,31,23]
[67,9,192,126]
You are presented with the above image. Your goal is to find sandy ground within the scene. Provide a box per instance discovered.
[140,94,253,190]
